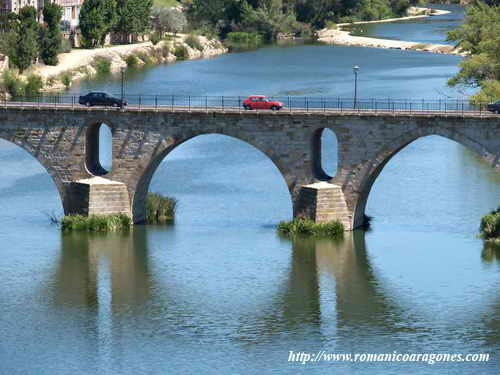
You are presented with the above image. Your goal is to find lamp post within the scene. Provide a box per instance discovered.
[120,66,125,103]
[353,65,359,109]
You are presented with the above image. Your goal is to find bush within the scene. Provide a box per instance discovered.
[184,33,203,51]
[91,56,111,75]
[480,208,500,241]
[125,54,138,67]
[61,213,131,232]
[174,44,189,60]
[277,218,344,238]
[146,193,177,223]
[25,74,44,96]
[1,70,25,97]
[224,32,263,51]
[59,71,73,89]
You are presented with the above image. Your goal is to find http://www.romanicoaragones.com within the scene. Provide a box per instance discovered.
[287,351,490,365]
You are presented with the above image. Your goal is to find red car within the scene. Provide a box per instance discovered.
[243,95,284,110]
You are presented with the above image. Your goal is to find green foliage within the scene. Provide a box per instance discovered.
[114,0,153,43]
[1,70,25,97]
[184,33,203,50]
[61,214,131,232]
[135,51,153,64]
[91,56,112,74]
[125,54,139,67]
[480,207,500,241]
[174,44,189,60]
[24,74,43,96]
[152,7,187,36]
[224,32,263,51]
[59,71,73,89]
[447,2,500,99]
[80,0,117,48]
[277,218,344,238]
[470,80,500,104]
[146,193,177,223]
[7,6,39,73]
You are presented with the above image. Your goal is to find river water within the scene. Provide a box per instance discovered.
[1,5,499,374]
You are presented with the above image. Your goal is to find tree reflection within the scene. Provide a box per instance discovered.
[481,241,500,264]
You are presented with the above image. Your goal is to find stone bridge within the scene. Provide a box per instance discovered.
[0,107,498,230]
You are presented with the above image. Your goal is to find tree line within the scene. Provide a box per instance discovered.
[184,0,418,42]
[0,3,64,73]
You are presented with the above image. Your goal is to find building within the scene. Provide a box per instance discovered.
[52,0,83,31]
[0,0,82,31]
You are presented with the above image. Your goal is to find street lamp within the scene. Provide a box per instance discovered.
[120,66,125,103]
[353,65,360,109]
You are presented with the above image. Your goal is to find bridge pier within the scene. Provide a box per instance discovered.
[294,182,352,230]
[67,177,132,218]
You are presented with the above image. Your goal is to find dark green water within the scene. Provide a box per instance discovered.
[1,5,500,374]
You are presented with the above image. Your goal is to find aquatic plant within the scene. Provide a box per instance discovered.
[146,193,177,224]
[479,207,500,242]
[61,213,131,232]
[277,217,344,238]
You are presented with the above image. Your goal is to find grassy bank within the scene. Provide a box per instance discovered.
[278,218,344,238]
[61,213,131,232]
[480,207,500,243]
[146,193,177,224]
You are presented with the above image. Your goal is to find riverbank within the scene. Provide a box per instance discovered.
[317,7,464,56]
[2,34,227,93]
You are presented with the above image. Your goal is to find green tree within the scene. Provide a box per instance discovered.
[39,2,63,65]
[152,7,187,36]
[7,6,39,73]
[447,2,500,101]
[115,0,153,43]
[79,0,117,48]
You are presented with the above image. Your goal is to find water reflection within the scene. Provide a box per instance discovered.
[482,242,500,265]
[53,228,153,309]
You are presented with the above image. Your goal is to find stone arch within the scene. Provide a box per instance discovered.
[351,127,497,229]
[0,134,67,212]
[130,131,294,223]
[312,127,339,181]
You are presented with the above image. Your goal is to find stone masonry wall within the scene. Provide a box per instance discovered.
[0,107,498,229]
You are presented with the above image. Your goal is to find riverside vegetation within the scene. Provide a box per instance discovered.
[59,193,177,232]
[479,207,500,243]
[277,218,344,238]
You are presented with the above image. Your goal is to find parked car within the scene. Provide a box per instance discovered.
[79,92,127,108]
[487,100,500,114]
[243,95,284,110]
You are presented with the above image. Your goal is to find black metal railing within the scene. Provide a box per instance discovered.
[1,94,495,115]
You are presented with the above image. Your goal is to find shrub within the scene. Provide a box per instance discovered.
[2,70,25,97]
[224,32,263,51]
[125,54,138,67]
[91,56,111,75]
[61,213,131,232]
[480,208,500,241]
[184,33,203,51]
[25,74,44,97]
[146,193,177,223]
[174,44,189,60]
[59,71,73,89]
[277,218,344,238]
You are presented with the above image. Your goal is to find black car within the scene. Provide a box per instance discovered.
[79,92,127,108]
[487,100,500,114]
